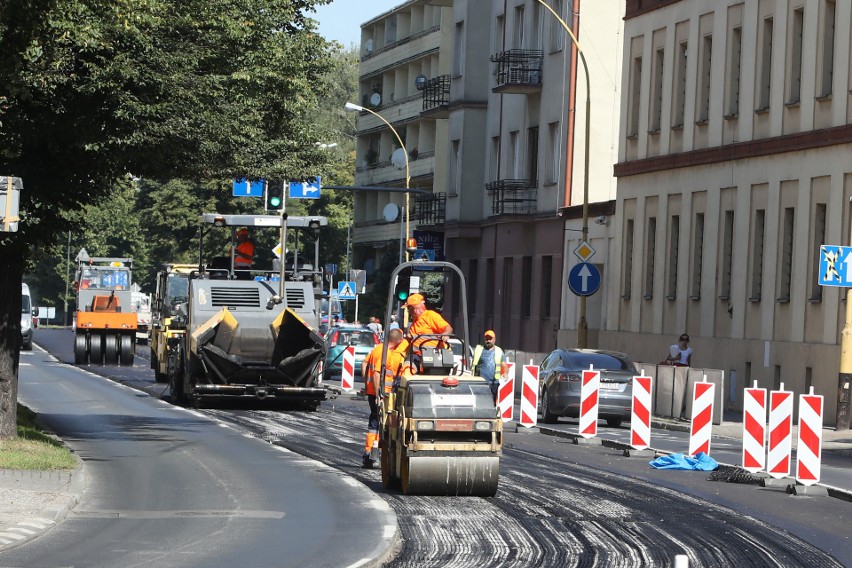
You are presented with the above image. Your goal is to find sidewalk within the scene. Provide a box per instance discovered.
[0,468,83,551]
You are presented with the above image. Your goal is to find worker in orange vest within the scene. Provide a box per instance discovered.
[231,228,255,276]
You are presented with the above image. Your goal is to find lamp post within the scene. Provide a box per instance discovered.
[537,0,591,348]
[344,102,412,262]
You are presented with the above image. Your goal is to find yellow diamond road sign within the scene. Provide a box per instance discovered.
[574,241,595,262]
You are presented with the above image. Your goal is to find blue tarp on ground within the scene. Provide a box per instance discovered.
[649,452,719,471]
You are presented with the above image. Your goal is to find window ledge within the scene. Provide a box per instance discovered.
[647,128,661,135]
[808,296,823,303]
[748,295,761,303]
[723,113,739,121]
[690,294,701,300]
[666,294,676,301]
[622,293,631,300]
[776,296,790,304]
[626,133,639,140]
[643,293,653,300]
[755,106,770,114]
[815,93,832,102]
[718,294,730,301]
[784,99,801,108]
[694,118,708,126]
[671,122,684,130]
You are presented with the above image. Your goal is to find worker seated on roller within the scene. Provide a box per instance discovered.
[403,293,453,374]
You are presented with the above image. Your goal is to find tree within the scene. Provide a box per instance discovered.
[0,0,337,438]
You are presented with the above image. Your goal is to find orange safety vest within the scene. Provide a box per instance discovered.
[234,240,254,268]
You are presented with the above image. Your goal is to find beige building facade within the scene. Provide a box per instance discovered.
[609,0,852,425]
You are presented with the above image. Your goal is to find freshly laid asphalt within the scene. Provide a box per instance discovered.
[3,342,852,552]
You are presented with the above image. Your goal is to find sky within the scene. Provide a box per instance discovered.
[312,0,404,48]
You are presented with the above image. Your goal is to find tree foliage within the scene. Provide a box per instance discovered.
[0,0,346,438]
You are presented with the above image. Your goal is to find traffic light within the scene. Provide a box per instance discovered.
[395,273,411,302]
[266,182,284,211]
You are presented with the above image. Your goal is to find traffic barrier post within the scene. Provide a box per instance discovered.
[767,384,793,479]
[579,366,600,438]
[340,346,355,391]
[742,381,767,473]
[519,364,539,428]
[688,376,715,456]
[630,372,653,450]
[795,387,824,486]
[499,360,516,422]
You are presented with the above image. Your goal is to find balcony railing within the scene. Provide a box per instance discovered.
[490,49,543,94]
[414,192,446,226]
[485,179,537,215]
[421,75,451,119]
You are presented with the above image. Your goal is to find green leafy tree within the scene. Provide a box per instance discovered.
[0,0,337,438]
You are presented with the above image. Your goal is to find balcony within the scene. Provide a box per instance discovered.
[421,75,451,119]
[414,192,446,225]
[485,179,537,215]
[490,49,543,94]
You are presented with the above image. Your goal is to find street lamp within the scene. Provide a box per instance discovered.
[537,0,591,348]
[344,101,412,262]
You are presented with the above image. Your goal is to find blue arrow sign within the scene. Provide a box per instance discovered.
[338,280,356,300]
[819,245,852,287]
[568,262,601,297]
[289,177,321,200]
[233,178,264,197]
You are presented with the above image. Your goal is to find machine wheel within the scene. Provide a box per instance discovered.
[89,332,104,365]
[74,332,87,364]
[380,439,399,490]
[119,333,134,366]
[103,334,119,365]
[400,455,412,495]
[170,372,186,405]
[540,388,559,424]
[606,417,623,428]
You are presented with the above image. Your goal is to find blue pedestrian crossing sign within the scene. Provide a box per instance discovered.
[338,281,356,300]
[819,245,852,287]
[289,177,321,199]
[568,262,601,296]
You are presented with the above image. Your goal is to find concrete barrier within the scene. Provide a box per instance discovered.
[636,363,725,425]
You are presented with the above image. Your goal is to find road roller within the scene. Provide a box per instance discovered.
[378,259,502,496]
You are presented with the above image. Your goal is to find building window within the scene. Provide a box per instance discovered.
[526,127,539,182]
[541,255,553,316]
[673,41,688,127]
[818,0,836,97]
[469,259,479,314]
[490,136,500,181]
[691,213,704,299]
[545,122,559,185]
[667,215,680,299]
[494,15,504,53]
[549,0,565,52]
[788,8,804,104]
[453,22,465,77]
[810,203,827,301]
[449,140,460,196]
[697,34,712,122]
[513,6,525,49]
[719,210,734,299]
[623,219,634,299]
[522,256,533,317]
[778,207,794,302]
[486,258,494,320]
[758,18,773,111]
[726,27,742,117]
[650,47,664,132]
[509,130,520,178]
[645,217,657,300]
[750,209,766,301]
[628,56,642,136]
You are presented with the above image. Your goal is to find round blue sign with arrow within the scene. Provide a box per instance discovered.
[568,262,601,296]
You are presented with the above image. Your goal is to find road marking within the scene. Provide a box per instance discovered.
[73,509,285,519]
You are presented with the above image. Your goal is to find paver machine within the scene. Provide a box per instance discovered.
[73,257,137,366]
[167,213,329,408]
[378,260,502,496]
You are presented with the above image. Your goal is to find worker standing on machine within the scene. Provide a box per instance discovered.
[232,228,255,267]
[404,293,453,372]
[361,328,408,468]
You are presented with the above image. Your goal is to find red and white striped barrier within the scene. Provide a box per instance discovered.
[796,387,824,486]
[741,381,767,473]
[498,360,515,422]
[340,346,355,391]
[630,373,653,450]
[767,384,793,479]
[519,364,539,428]
[579,366,600,438]
[688,376,715,456]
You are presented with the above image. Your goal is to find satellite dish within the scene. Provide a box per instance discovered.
[370,92,382,107]
[383,203,400,222]
[391,148,407,170]
[415,74,428,90]
[365,39,374,53]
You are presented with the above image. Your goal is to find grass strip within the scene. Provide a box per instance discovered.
[0,404,78,470]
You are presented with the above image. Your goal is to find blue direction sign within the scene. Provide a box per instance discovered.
[568,262,601,296]
[289,177,321,200]
[233,178,264,197]
[818,245,852,287]
[338,280,356,300]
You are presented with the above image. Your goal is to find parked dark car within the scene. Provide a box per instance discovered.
[538,348,638,427]
[323,326,379,382]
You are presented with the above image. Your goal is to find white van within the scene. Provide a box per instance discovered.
[21,283,35,350]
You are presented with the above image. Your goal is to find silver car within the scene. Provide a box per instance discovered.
[539,349,638,427]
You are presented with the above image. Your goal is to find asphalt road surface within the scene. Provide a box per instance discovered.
[27,329,852,567]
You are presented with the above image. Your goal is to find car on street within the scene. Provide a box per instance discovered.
[21,283,35,351]
[538,348,638,427]
[323,326,379,382]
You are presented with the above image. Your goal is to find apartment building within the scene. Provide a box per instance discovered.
[608,0,851,425]
[351,0,623,353]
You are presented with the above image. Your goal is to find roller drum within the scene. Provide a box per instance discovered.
[401,455,499,497]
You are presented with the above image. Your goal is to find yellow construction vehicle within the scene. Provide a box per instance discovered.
[150,263,195,383]
[378,260,502,496]
[73,257,137,366]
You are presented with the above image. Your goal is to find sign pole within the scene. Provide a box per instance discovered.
[839,242,852,429]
